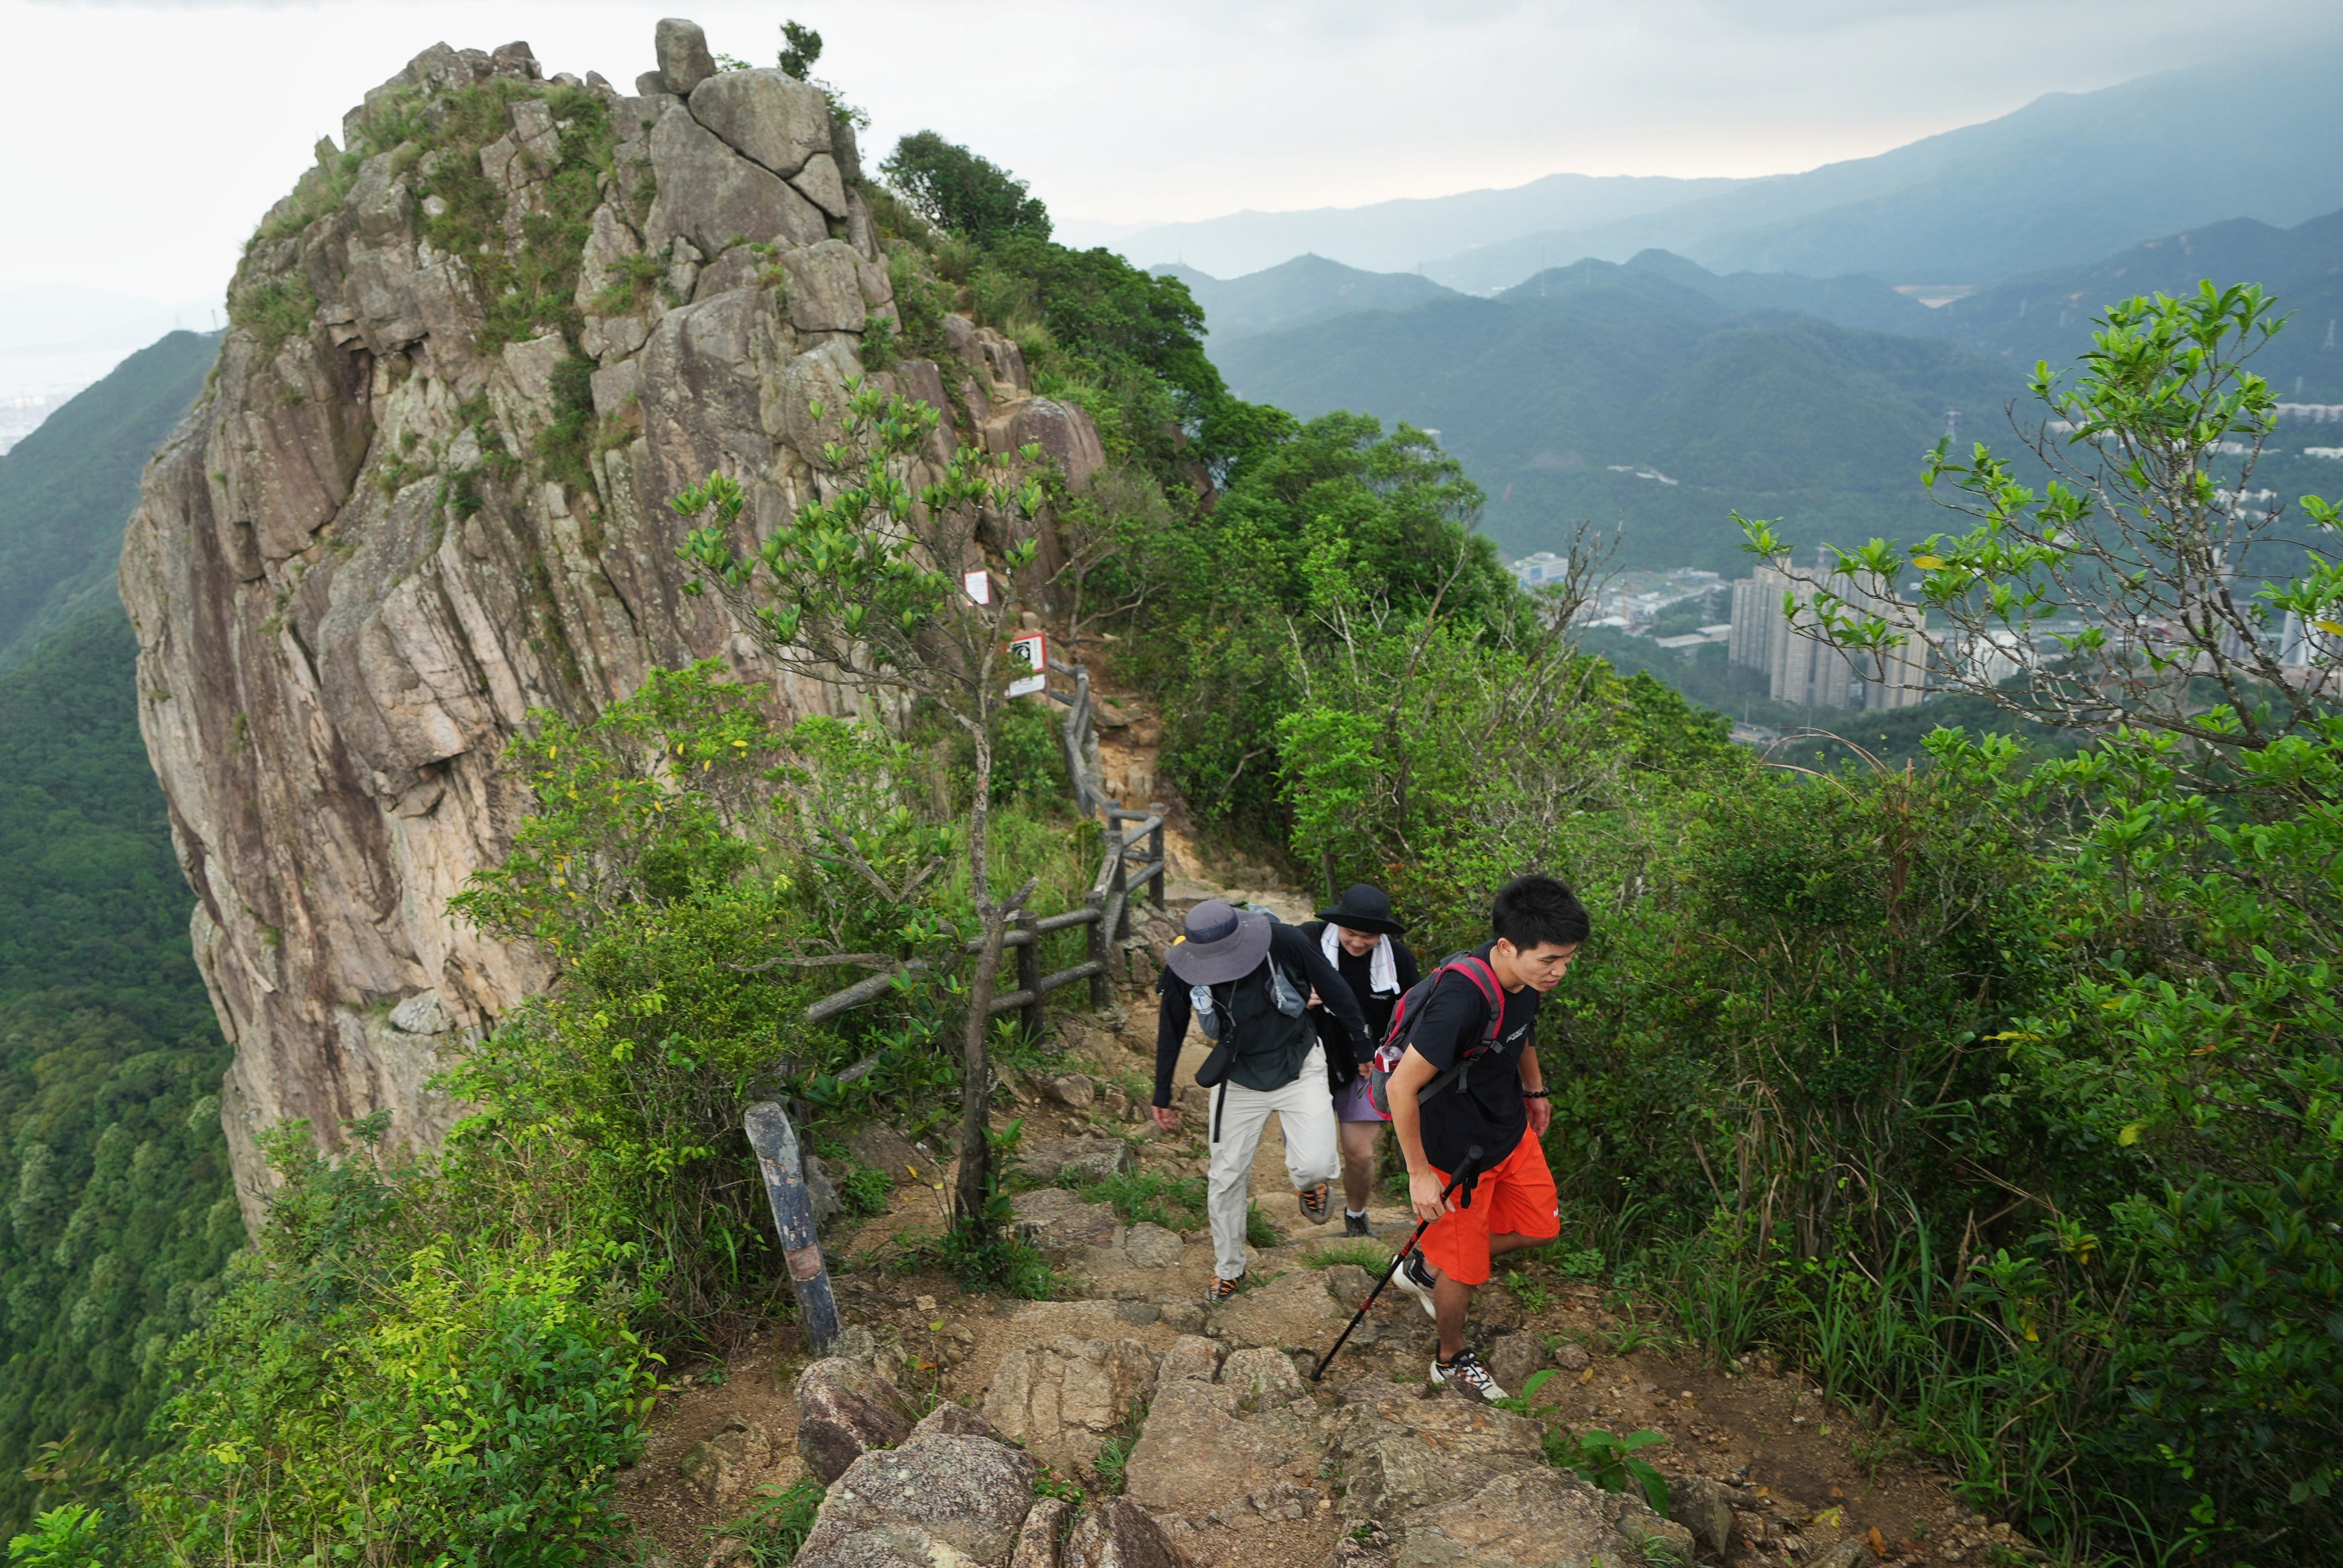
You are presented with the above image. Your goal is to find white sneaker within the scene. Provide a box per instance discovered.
[1430,1348,1506,1403]
[1393,1251,1438,1319]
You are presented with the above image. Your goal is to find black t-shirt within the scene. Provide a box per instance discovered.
[1301,921,1420,1073]
[1405,943,1540,1174]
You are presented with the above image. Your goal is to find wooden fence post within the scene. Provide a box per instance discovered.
[1108,815,1129,941]
[1085,890,1111,1005]
[742,1102,841,1354]
[1016,907,1042,1043]
[1148,801,1167,910]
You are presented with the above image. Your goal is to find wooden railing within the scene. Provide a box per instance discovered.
[802,648,1165,1038]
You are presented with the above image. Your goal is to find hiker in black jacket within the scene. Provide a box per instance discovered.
[1301,884,1420,1237]
[1152,900,1370,1302]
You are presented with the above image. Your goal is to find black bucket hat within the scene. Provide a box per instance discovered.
[1164,899,1275,985]
[1315,883,1406,938]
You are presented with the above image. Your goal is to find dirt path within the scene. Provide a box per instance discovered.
[610,722,2014,1568]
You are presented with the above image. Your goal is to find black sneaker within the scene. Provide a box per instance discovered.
[1298,1180,1333,1225]
[1393,1251,1438,1318]
[1345,1211,1373,1238]
[1206,1272,1243,1304]
[1430,1348,1506,1403]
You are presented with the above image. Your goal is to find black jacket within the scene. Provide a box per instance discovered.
[1153,922,1367,1107]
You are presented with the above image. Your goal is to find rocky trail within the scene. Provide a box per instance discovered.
[608,761,2016,1568]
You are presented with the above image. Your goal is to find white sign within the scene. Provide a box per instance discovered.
[962,569,992,605]
[1006,630,1048,697]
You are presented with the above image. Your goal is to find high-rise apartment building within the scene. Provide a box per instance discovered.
[1729,554,1927,710]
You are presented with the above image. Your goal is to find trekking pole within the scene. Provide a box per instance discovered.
[1311,1144,1483,1382]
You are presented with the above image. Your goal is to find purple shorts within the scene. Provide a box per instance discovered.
[1334,1075,1383,1124]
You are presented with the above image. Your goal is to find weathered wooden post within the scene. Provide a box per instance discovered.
[1084,890,1111,1005]
[1016,907,1042,1042]
[1108,812,1129,941]
[1148,801,1167,910]
[743,1101,841,1355]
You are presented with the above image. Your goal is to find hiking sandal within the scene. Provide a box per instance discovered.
[1205,1273,1243,1304]
[1298,1180,1333,1225]
[1430,1347,1506,1403]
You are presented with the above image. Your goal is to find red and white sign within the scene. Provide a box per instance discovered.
[1006,631,1048,697]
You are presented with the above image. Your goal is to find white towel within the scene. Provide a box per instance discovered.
[1322,920,1400,996]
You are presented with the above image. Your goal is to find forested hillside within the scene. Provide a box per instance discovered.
[1212,256,2032,570]
[0,334,231,1533]
[0,331,216,669]
[0,612,239,1532]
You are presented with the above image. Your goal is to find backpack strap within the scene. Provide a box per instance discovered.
[1441,955,1505,1055]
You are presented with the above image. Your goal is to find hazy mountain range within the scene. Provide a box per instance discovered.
[1198,208,2343,572]
[1101,42,2343,295]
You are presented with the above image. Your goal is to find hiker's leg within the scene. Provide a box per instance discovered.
[1207,1081,1272,1279]
[1339,1120,1379,1213]
[1433,1273,1472,1361]
[1274,1047,1339,1194]
[1486,1231,1546,1263]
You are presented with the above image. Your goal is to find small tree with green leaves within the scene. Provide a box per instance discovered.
[776,19,822,79]
[673,381,1048,1229]
[1742,281,2342,769]
[880,131,1052,243]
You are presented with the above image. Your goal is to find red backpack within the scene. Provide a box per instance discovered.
[1363,953,1505,1121]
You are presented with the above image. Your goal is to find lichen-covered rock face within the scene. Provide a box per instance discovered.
[120,23,1102,1228]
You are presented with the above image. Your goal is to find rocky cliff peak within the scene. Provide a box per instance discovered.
[119,19,1105,1228]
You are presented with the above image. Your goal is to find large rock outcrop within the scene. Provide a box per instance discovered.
[119,21,1103,1225]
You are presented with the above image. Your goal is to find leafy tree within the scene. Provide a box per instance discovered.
[880,130,1052,243]
[1748,281,2342,765]
[675,384,1049,1232]
[777,19,822,79]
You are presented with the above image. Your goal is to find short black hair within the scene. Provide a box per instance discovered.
[1492,874,1590,951]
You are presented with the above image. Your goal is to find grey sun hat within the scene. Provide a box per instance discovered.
[1164,899,1274,986]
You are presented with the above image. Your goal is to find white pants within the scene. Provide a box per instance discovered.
[1207,1045,1338,1279]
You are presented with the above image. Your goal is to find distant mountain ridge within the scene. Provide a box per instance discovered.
[1115,170,1749,281]
[1153,255,1460,342]
[1108,38,2343,297]
[1913,208,2343,400]
[1171,249,1937,359]
[1210,257,2035,574]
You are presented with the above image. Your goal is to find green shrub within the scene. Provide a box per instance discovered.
[132,1125,655,1565]
[6,1505,103,1568]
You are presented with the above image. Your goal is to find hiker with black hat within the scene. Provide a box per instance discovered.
[1152,899,1370,1303]
[1381,874,1586,1401]
[1301,884,1420,1237]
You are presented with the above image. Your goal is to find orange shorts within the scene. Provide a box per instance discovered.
[1417,1130,1559,1287]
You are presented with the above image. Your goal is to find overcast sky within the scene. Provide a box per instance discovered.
[4,0,2337,309]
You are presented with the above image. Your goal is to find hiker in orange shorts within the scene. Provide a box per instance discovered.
[1382,874,1584,1400]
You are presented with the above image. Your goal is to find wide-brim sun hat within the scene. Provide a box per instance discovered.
[1164,899,1274,985]
[1315,883,1406,938]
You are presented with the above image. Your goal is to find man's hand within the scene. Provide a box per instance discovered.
[1526,1095,1552,1137]
[1408,1169,1449,1225]
[1151,1105,1179,1133]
